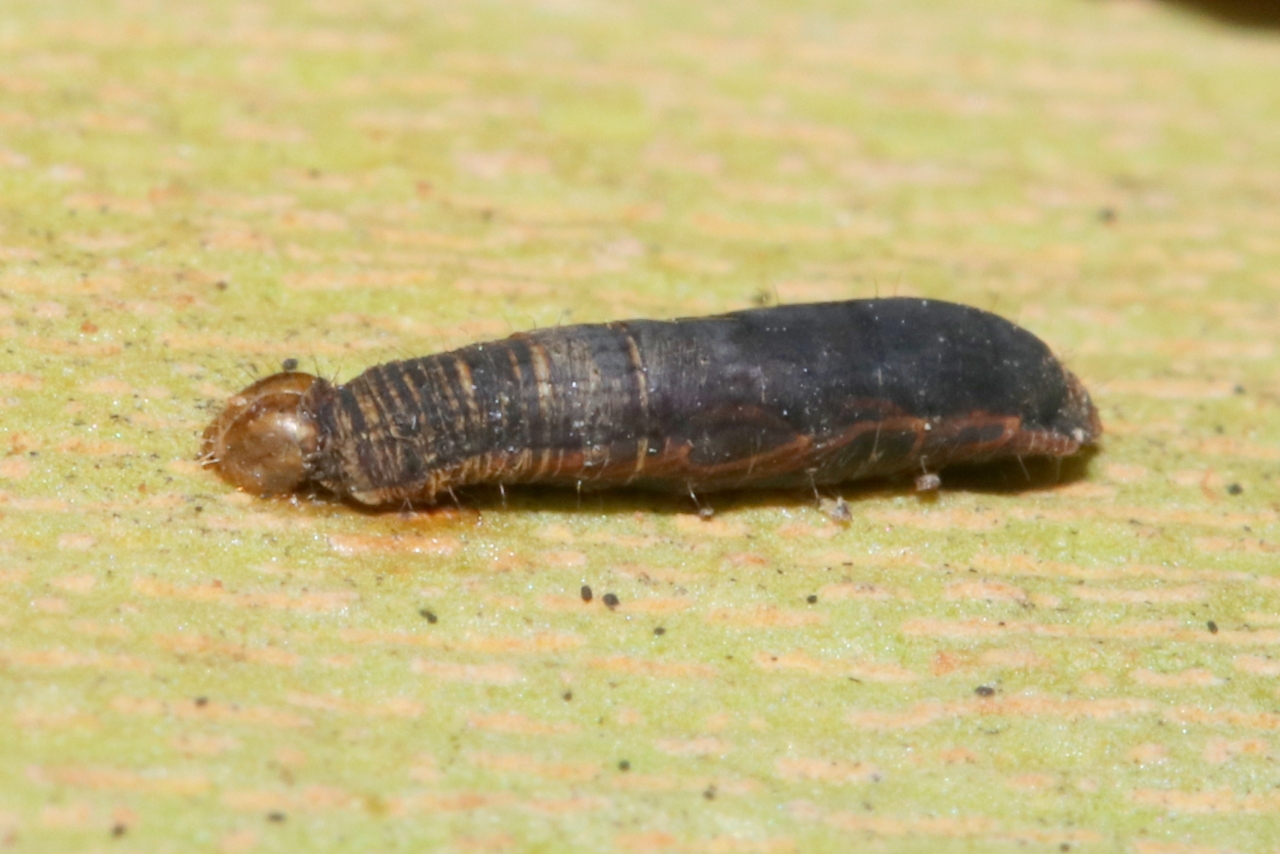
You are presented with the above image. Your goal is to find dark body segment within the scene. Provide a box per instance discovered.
[203,298,1101,506]
[315,325,653,502]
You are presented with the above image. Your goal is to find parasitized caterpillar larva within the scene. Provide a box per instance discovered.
[200,298,1101,507]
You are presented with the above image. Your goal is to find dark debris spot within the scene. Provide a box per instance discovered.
[1227,483,1243,496]
[654,626,666,636]
[974,685,996,697]
[267,812,286,823]
[562,691,573,701]
[806,594,818,604]
[194,696,208,707]
[419,609,438,624]
[618,760,630,771]
[111,823,127,837]
[580,585,593,603]
[1208,620,1219,634]
[281,358,299,372]
[602,593,620,610]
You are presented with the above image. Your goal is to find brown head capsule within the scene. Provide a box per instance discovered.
[200,371,324,496]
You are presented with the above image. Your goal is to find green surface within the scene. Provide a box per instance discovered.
[2,0,1280,851]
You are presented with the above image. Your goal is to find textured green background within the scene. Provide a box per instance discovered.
[2,0,1279,851]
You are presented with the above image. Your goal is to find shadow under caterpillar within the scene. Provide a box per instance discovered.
[201,298,1101,508]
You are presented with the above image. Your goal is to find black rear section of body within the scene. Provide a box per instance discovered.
[630,299,1072,446]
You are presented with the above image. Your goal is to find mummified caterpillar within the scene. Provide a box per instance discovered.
[200,298,1101,506]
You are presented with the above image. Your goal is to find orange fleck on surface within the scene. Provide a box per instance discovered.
[1072,584,1207,604]
[654,737,731,757]
[944,579,1030,603]
[589,655,717,679]
[754,650,917,682]
[1130,668,1222,688]
[109,696,313,728]
[27,765,210,795]
[0,457,32,479]
[467,752,599,782]
[705,606,827,629]
[411,660,523,685]
[774,757,881,783]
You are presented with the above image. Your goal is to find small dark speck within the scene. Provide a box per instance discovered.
[216,280,229,291]
[602,593,620,610]
[281,357,299,372]
[1060,844,1071,853]
[1234,384,1246,395]
[194,696,208,707]
[974,685,996,697]
[806,594,818,604]
[111,823,127,837]
[562,691,573,701]
[419,609,438,624]
[654,626,666,636]
[267,812,286,823]
[1227,483,1243,496]
[1098,207,1116,223]
[703,785,717,800]
[618,760,631,771]
[1208,620,1219,634]
[580,584,593,603]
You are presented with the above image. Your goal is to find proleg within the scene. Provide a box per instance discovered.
[200,298,1102,507]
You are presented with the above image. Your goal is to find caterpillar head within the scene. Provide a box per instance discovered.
[200,372,324,496]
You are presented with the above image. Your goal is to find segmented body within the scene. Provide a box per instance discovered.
[202,298,1101,506]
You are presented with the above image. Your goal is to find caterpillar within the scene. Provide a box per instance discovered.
[200,298,1101,507]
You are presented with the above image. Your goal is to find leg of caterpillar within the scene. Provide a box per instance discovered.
[274,298,1100,506]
